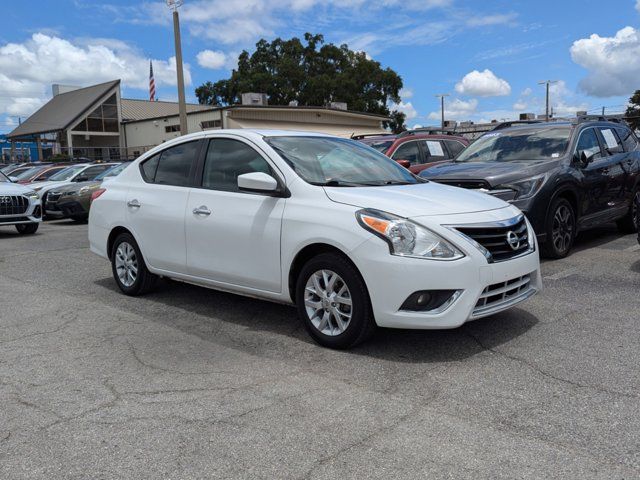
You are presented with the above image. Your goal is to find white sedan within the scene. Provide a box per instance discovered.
[89,130,541,349]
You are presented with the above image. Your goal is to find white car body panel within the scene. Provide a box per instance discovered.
[0,181,42,226]
[89,129,542,330]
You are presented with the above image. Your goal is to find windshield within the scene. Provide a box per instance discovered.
[48,165,85,181]
[265,136,422,186]
[456,127,571,163]
[95,162,129,180]
[360,139,394,153]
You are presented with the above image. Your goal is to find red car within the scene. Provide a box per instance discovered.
[14,164,71,184]
[356,130,469,174]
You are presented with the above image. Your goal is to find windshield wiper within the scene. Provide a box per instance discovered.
[311,179,362,187]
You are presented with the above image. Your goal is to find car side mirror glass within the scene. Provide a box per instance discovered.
[237,172,279,194]
[395,159,411,169]
[578,150,595,166]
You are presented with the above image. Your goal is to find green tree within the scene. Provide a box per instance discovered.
[386,111,407,134]
[195,33,404,122]
[625,90,640,131]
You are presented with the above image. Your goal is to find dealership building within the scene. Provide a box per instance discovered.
[6,80,389,161]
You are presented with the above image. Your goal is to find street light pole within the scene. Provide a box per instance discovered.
[435,94,449,129]
[167,0,188,135]
[538,80,558,121]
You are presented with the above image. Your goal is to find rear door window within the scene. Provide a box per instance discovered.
[615,126,638,152]
[443,139,466,158]
[423,140,447,162]
[598,127,624,154]
[141,141,199,186]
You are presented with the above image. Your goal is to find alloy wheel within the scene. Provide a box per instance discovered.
[304,269,353,336]
[552,205,574,254]
[115,242,138,287]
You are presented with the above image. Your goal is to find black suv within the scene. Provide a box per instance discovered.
[420,119,640,258]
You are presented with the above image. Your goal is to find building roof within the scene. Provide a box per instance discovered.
[7,80,120,139]
[121,98,212,122]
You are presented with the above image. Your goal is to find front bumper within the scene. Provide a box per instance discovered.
[0,197,42,226]
[351,209,542,329]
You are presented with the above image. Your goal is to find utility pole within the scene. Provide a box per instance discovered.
[435,94,449,129]
[167,0,188,136]
[538,80,558,121]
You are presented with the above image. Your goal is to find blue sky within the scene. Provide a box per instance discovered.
[1,0,640,133]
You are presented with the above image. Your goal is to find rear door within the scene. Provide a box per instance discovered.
[126,140,201,273]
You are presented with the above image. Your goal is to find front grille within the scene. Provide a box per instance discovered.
[0,195,28,216]
[437,179,490,189]
[473,274,533,317]
[455,215,530,262]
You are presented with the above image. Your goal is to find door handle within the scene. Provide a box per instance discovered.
[192,205,212,216]
[127,199,141,208]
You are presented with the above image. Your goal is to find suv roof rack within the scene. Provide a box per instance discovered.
[492,120,546,131]
[575,115,622,124]
[397,127,458,137]
[350,133,396,140]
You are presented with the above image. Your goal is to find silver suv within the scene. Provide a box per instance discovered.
[0,171,42,234]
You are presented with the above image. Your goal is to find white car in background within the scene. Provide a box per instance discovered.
[89,130,541,349]
[29,163,117,218]
[0,171,42,234]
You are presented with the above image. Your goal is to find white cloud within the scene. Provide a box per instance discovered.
[399,87,414,99]
[390,101,418,119]
[571,26,640,97]
[0,33,191,118]
[521,87,532,96]
[513,101,528,111]
[196,50,227,70]
[428,98,478,120]
[636,0,640,13]
[466,13,518,27]
[455,69,511,97]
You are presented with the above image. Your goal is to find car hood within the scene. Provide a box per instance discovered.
[54,180,100,192]
[323,181,508,218]
[0,182,35,195]
[420,160,558,187]
[34,180,73,193]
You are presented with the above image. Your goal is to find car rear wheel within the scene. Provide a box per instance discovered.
[295,252,375,349]
[616,188,639,234]
[15,223,39,235]
[111,232,157,296]
[543,198,576,259]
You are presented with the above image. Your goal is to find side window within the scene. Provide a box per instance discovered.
[140,153,160,182]
[444,140,466,158]
[616,126,638,152]
[80,165,110,180]
[202,139,273,192]
[391,141,420,165]
[154,141,199,186]
[598,127,623,154]
[40,168,64,180]
[423,140,447,162]
[575,128,602,159]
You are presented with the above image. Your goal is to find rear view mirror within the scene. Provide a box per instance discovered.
[237,172,279,194]
[395,159,411,169]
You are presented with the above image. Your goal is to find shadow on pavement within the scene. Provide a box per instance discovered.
[95,275,539,363]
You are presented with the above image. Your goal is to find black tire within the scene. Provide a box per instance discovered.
[110,232,157,296]
[15,223,39,235]
[71,215,88,223]
[616,188,639,234]
[542,197,576,259]
[295,252,375,349]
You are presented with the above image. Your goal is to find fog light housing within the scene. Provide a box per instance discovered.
[400,290,461,312]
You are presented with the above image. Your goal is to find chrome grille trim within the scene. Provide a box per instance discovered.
[0,195,29,216]
[471,273,535,319]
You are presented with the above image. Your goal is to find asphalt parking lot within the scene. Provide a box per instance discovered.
[1,221,639,479]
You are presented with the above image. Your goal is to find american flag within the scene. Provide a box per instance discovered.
[149,60,156,101]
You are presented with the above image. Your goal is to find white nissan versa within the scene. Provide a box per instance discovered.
[89,130,541,349]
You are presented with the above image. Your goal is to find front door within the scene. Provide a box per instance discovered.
[576,127,611,217]
[185,137,284,292]
[597,126,628,211]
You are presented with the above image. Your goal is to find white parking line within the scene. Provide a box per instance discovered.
[544,267,579,280]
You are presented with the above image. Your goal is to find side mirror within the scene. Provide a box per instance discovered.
[8,176,17,182]
[395,159,411,169]
[577,150,595,166]
[237,172,280,194]
[74,175,89,182]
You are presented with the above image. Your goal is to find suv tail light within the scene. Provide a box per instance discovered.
[90,188,106,203]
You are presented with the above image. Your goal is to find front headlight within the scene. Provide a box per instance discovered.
[32,185,44,192]
[356,209,464,260]
[496,174,546,200]
[24,190,38,199]
[65,190,79,196]
[78,186,94,195]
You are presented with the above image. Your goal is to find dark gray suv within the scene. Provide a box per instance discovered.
[420,119,640,258]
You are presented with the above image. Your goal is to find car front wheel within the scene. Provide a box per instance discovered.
[295,252,375,349]
[543,198,576,259]
[111,232,157,296]
[15,223,39,235]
